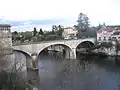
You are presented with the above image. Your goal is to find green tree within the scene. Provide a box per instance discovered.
[12,31,18,35]
[39,28,44,35]
[33,27,37,36]
[115,40,120,56]
[56,25,64,36]
[52,25,57,31]
[0,71,30,90]
[12,31,22,42]
[100,42,113,50]
[52,25,58,34]
[24,31,32,41]
[77,13,89,38]
[114,40,120,64]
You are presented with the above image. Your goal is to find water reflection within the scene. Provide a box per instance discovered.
[38,52,120,90]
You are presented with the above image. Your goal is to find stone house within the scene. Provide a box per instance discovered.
[62,27,77,39]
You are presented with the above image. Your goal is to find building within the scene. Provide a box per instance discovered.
[0,24,14,71]
[97,26,120,42]
[62,27,77,39]
[0,24,12,55]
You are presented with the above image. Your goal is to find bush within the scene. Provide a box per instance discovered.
[0,71,30,90]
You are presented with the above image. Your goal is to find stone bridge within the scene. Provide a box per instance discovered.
[13,38,96,68]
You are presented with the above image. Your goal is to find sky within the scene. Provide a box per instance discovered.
[0,0,120,31]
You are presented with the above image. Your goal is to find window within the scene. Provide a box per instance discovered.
[103,37,106,40]
[99,37,101,41]
[118,37,120,40]
[108,37,111,40]
[112,37,116,40]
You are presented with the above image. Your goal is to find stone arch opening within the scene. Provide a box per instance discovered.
[36,44,73,68]
[13,50,33,69]
[38,44,72,55]
[76,41,94,49]
[76,41,94,57]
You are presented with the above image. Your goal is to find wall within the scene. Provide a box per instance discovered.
[14,51,27,78]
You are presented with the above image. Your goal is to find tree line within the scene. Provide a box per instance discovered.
[12,25,64,44]
[12,13,106,44]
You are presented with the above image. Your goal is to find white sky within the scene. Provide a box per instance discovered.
[0,0,120,31]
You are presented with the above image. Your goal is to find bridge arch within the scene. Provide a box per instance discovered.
[13,50,31,57]
[35,44,73,68]
[13,50,33,68]
[76,41,95,57]
[76,41,94,49]
[37,44,72,55]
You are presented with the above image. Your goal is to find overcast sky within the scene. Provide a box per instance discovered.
[0,0,120,31]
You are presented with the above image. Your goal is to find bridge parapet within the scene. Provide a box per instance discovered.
[13,38,96,46]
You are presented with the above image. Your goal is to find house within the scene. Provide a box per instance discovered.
[62,27,77,39]
[97,26,120,42]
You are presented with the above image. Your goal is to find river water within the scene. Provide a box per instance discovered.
[38,52,120,90]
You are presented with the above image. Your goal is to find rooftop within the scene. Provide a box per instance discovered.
[64,27,73,29]
[0,24,11,27]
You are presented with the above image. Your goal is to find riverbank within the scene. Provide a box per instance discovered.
[77,51,120,66]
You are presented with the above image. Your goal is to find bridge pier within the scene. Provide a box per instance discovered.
[31,53,38,69]
[65,48,76,60]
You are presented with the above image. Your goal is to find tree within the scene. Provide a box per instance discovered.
[52,25,57,31]
[33,27,37,36]
[114,40,120,64]
[24,31,32,41]
[56,25,64,36]
[115,40,120,56]
[52,25,58,34]
[12,31,20,41]
[100,42,113,50]
[12,31,18,35]
[77,13,89,38]
[39,28,44,35]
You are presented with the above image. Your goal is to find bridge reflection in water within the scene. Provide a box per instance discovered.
[38,51,120,90]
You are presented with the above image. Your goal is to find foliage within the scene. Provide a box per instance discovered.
[0,71,30,90]
[12,31,21,41]
[23,31,33,41]
[115,40,120,55]
[39,28,44,35]
[31,36,38,42]
[33,27,37,36]
[100,42,113,49]
[76,13,90,38]
[37,35,44,41]
[52,25,57,32]
[77,13,89,38]
[56,25,64,36]
[44,34,62,41]
[93,42,113,51]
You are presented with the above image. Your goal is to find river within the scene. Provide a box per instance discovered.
[37,51,120,90]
